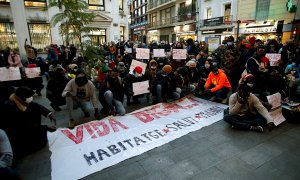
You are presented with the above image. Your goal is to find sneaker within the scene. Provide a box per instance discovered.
[0,153,13,168]
[68,119,76,129]
[209,96,217,101]
[250,126,264,133]
[83,111,90,118]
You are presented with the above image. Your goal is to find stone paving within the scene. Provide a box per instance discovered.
[15,82,300,180]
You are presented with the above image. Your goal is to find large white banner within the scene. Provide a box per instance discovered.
[136,48,150,59]
[48,96,227,180]
[172,49,187,59]
[0,67,21,81]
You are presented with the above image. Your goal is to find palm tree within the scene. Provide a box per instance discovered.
[48,0,98,49]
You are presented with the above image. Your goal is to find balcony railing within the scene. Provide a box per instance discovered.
[148,0,173,10]
[199,15,232,27]
[147,12,197,29]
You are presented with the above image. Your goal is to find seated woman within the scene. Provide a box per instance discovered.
[0,87,56,159]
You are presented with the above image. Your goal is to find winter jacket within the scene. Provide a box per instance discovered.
[204,69,231,92]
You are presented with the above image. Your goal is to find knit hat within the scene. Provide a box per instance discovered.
[15,86,35,99]
[186,60,196,68]
[162,65,172,74]
[134,66,143,74]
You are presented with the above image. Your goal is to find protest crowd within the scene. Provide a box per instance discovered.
[0,36,300,179]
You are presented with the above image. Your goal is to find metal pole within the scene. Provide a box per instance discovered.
[236,20,241,42]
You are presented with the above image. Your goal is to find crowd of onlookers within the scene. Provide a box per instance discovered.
[0,36,300,179]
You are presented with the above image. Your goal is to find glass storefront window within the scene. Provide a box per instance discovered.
[0,0,10,5]
[0,22,17,50]
[28,23,51,52]
[120,26,125,41]
[60,25,81,48]
[24,0,47,7]
[88,0,105,11]
[90,29,106,46]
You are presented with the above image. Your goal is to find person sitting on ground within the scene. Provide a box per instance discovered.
[99,68,126,116]
[124,66,145,105]
[46,68,69,111]
[7,49,22,68]
[0,87,56,158]
[48,60,64,79]
[204,66,232,102]
[25,63,44,96]
[153,65,180,103]
[62,69,100,128]
[223,82,275,133]
[0,129,21,180]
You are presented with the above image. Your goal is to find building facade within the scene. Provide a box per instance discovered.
[129,0,148,42]
[0,0,129,57]
[145,0,197,44]
[236,0,296,43]
[198,0,238,43]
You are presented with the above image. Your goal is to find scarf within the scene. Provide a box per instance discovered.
[9,93,28,112]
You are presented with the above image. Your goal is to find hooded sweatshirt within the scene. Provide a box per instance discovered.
[205,69,232,92]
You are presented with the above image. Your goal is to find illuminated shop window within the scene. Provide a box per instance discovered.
[24,0,46,7]
[90,29,106,46]
[0,22,18,50]
[28,23,51,52]
[88,0,105,11]
[0,0,10,5]
[120,26,124,41]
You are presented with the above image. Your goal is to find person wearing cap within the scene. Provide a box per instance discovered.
[62,69,100,128]
[99,68,125,116]
[204,66,232,102]
[124,66,145,105]
[0,86,56,158]
[153,65,180,103]
[224,80,275,133]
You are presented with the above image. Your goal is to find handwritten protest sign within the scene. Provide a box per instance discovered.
[25,67,41,78]
[267,93,285,126]
[172,49,187,59]
[48,96,227,180]
[133,80,150,96]
[265,53,281,66]
[129,60,147,75]
[207,37,220,53]
[153,49,166,57]
[0,67,21,81]
[125,48,132,53]
[136,48,150,59]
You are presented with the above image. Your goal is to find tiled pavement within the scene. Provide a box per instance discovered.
[15,82,300,180]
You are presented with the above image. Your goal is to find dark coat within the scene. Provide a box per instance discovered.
[154,70,176,95]
[46,76,69,105]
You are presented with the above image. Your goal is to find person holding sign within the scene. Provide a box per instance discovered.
[0,87,56,158]
[124,66,145,105]
[224,81,275,133]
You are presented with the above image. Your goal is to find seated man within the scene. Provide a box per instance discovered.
[224,82,274,133]
[62,69,100,128]
[204,66,232,102]
[99,68,126,116]
[153,65,180,103]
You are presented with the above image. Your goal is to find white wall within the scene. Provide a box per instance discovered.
[199,0,237,21]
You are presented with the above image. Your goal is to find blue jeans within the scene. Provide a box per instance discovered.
[104,91,126,115]
[156,84,180,102]
[66,96,89,119]
[214,87,230,99]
